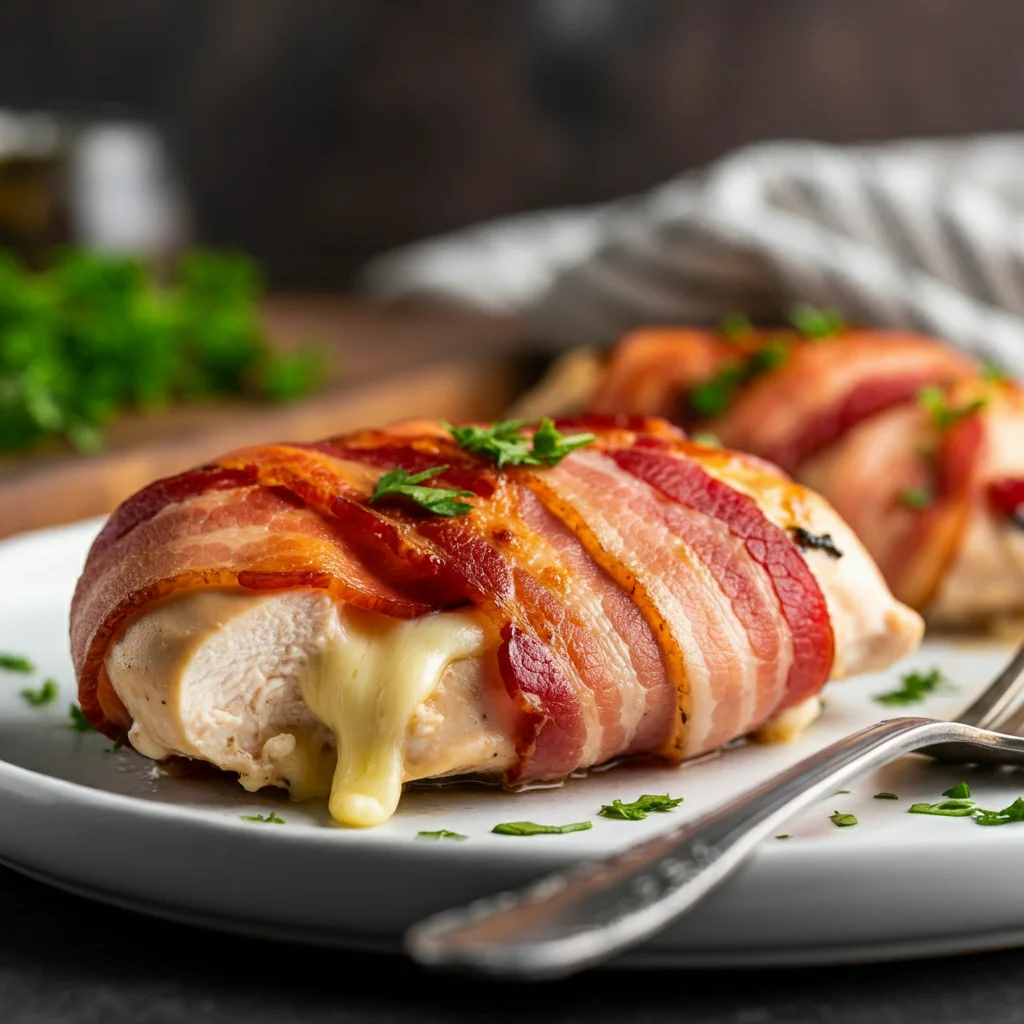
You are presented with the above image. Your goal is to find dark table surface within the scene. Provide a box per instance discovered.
[6,861,1024,1024]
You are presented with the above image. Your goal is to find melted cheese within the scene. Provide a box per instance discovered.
[297,607,491,827]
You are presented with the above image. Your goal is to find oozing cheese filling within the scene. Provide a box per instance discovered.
[104,590,512,828]
[297,607,491,827]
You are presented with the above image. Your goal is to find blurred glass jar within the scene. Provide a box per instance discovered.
[0,109,190,271]
[0,110,69,268]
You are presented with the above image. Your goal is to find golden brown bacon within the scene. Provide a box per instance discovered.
[587,325,1024,615]
[71,416,843,781]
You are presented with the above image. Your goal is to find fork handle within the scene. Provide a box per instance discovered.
[406,716,987,979]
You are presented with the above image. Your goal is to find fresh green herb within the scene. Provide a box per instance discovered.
[369,466,474,517]
[492,820,593,836]
[20,679,58,707]
[446,420,532,468]
[830,811,858,827]
[982,362,1009,383]
[874,667,948,706]
[528,418,597,466]
[417,829,468,841]
[111,734,126,752]
[791,527,843,559]
[0,653,34,674]
[68,704,95,733]
[0,248,325,454]
[718,311,754,341]
[688,362,747,418]
[447,417,595,469]
[689,431,722,448]
[943,782,971,800]
[598,793,684,821]
[747,338,790,374]
[917,386,988,431]
[833,790,851,796]
[973,797,1024,827]
[240,811,285,824]
[899,487,934,510]
[788,303,845,339]
[874,792,899,800]
[909,799,976,817]
[775,834,791,840]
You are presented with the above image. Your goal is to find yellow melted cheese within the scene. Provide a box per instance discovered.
[298,607,491,827]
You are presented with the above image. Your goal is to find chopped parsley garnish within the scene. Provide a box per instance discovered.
[873,667,948,706]
[110,734,126,752]
[417,829,468,841]
[982,362,1009,383]
[718,311,754,341]
[909,799,976,817]
[830,811,858,827]
[747,338,790,374]
[917,386,988,431]
[973,797,1024,827]
[899,487,934,510]
[775,834,791,840]
[688,362,747,418]
[240,811,285,824]
[598,793,684,821]
[788,303,845,339]
[20,679,58,707]
[0,653,34,674]
[68,705,95,733]
[529,418,597,465]
[791,527,843,559]
[943,782,971,800]
[833,790,851,796]
[492,820,593,836]
[874,792,899,800]
[447,417,595,469]
[369,466,474,517]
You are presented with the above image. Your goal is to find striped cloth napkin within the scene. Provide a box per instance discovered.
[361,135,1024,374]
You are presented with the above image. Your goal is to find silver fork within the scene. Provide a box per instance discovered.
[406,644,1024,979]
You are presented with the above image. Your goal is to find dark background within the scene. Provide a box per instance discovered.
[2,0,1023,287]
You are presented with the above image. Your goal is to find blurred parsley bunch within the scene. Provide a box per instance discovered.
[0,248,326,454]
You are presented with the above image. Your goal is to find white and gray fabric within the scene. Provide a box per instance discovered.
[360,135,1024,374]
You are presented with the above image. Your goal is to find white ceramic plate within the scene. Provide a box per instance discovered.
[3,518,1024,968]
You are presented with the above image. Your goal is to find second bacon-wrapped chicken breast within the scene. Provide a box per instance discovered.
[70,416,921,827]
[586,321,1024,624]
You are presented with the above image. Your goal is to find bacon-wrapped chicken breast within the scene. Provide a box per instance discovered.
[71,417,921,827]
[587,324,1024,624]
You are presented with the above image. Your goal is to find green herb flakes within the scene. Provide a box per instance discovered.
[448,417,594,469]
[874,667,948,706]
[830,811,858,828]
[972,797,1024,827]
[775,834,792,840]
[874,792,899,800]
[788,303,845,339]
[909,800,976,818]
[899,487,934,510]
[0,653,34,674]
[68,705,95,733]
[917,386,988,431]
[20,679,58,707]
[598,793,684,821]
[240,811,285,824]
[718,311,754,341]
[943,782,971,800]
[417,829,468,841]
[369,466,474,517]
[492,820,593,836]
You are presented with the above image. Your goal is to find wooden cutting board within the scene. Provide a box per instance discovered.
[0,297,534,539]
